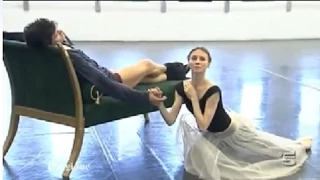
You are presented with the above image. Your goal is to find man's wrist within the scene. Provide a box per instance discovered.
[145,91,153,104]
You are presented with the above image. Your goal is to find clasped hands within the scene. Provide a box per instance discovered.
[148,82,198,106]
[148,87,166,106]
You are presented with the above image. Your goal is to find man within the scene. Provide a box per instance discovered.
[20,18,189,106]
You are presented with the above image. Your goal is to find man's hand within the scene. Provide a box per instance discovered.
[148,87,167,106]
[57,30,66,41]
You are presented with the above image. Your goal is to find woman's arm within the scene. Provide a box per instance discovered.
[158,91,184,126]
[190,93,220,130]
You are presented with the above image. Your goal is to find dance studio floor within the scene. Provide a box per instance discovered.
[2,40,320,180]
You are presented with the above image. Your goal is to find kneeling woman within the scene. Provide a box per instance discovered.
[150,47,312,180]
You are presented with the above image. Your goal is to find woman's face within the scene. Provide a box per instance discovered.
[188,49,210,73]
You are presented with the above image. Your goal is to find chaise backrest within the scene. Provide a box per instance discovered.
[3,40,83,118]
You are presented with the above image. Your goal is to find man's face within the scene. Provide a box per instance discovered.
[52,29,65,45]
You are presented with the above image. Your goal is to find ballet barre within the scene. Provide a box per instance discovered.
[95,1,101,13]
[21,1,293,13]
[23,1,29,11]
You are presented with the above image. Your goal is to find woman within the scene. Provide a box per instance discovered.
[149,47,312,180]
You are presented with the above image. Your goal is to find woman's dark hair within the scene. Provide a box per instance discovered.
[23,18,57,48]
[187,47,212,63]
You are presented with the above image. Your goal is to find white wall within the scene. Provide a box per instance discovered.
[3,1,320,41]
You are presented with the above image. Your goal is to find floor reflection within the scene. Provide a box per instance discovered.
[298,83,320,144]
[114,116,146,161]
[239,83,264,119]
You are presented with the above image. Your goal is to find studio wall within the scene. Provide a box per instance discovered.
[3,1,320,41]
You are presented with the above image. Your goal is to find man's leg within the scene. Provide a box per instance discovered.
[140,74,167,84]
[117,59,167,88]
[147,63,190,78]
[146,67,167,77]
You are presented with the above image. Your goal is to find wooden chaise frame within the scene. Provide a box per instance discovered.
[2,43,150,179]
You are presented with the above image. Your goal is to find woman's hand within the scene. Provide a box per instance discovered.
[184,82,197,100]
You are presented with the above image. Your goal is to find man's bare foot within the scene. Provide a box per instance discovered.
[297,136,312,150]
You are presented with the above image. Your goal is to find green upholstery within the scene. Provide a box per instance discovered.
[3,40,181,127]
[3,40,78,117]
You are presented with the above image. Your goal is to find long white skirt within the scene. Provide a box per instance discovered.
[176,111,309,180]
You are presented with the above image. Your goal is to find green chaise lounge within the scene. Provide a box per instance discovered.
[3,40,181,178]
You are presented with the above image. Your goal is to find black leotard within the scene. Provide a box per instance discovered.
[176,82,231,132]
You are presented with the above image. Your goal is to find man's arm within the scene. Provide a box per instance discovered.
[68,50,151,105]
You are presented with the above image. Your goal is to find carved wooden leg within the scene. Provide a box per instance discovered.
[143,113,150,124]
[3,113,20,157]
[62,126,85,179]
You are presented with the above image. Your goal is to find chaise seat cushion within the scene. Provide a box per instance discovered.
[83,80,181,127]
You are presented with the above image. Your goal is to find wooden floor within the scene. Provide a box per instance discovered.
[2,40,320,180]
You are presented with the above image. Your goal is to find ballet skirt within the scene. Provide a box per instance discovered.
[174,82,309,180]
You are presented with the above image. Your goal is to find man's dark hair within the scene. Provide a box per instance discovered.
[23,18,57,48]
